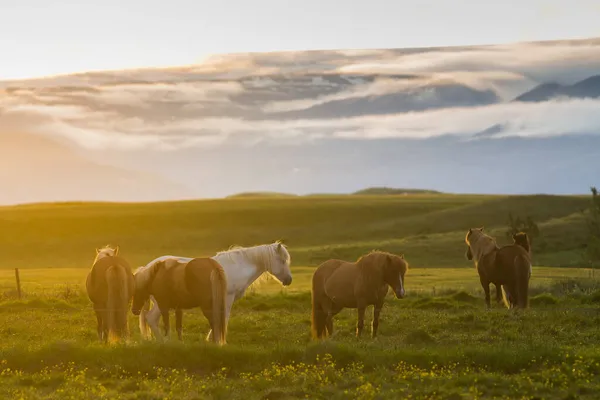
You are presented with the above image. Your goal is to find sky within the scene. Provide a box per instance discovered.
[1,1,600,203]
[2,0,600,80]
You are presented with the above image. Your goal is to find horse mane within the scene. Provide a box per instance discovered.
[93,244,119,265]
[356,250,408,273]
[214,241,290,274]
[355,250,408,292]
[133,258,171,289]
[466,228,498,263]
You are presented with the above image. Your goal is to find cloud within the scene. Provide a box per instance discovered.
[5,93,600,151]
[2,37,600,152]
[52,81,244,109]
[336,42,600,86]
[261,71,527,113]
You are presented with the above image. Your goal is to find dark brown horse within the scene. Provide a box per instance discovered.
[311,251,408,339]
[513,232,532,255]
[131,257,228,345]
[465,228,531,309]
[512,231,533,281]
[86,246,135,343]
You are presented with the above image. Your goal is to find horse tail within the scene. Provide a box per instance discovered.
[106,263,129,342]
[311,274,326,339]
[209,262,228,345]
[515,254,530,309]
[500,285,510,309]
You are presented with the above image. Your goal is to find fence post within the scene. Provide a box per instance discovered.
[15,268,22,299]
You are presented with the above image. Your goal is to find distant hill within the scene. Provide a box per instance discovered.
[226,191,298,198]
[0,193,591,269]
[226,188,443,198]
[514,75,600,102]
[352,187,442,195]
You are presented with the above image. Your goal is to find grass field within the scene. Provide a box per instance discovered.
[1,193,600,399]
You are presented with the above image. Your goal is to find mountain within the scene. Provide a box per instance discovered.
[268,80,499,119]
[514,75,600,102]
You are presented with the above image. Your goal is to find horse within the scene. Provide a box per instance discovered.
[465,227,531,309]
[465,233,504,306]
[131,257,228,344]
[513,232,532,255]
[136,241,292,341]
[85,245,135,343]
[311,250,408,339]
[513,232,532,278]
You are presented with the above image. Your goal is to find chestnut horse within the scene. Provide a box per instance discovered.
[311,251,408,339]
[85,245,135,343]
[465,228,531,309]
[131,257,228,345]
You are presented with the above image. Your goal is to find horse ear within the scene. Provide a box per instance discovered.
[96,248,100,254]
[114,245,119,256]
[399,254,404,259]
[468,228,472,233]
[479,226,484,231]
[277,242,282,251]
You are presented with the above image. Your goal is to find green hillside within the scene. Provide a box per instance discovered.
[0,194,592,269]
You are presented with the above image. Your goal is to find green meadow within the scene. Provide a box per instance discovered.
[1,193,600,399]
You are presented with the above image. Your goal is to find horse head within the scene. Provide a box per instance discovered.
[95,245,119,260]
[269,241,293,286]
[382,253,408,299]
[512,232,531,253]
[360,252,407,299]
[131,261,162,316]
[465,227,494,262]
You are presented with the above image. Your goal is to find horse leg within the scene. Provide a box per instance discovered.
[480,277,491,309]
[372,300,384,338]
[175,309,183,341]
[94,310,104,342]
[161,310,171,341]
[146,306,163,340]
[101,310,109,343]
[356,303,367,338]
[495,284,503,305]
[324,300,342,338]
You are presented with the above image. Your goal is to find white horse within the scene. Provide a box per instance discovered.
[136,241,292,341]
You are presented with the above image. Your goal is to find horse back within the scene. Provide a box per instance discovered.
[152,258,220,310]
[150,261,186,309]
[313,259,344,287]
[318,260,362,308]
[492,244,531,282]
[184,258,223,306]
[496,245,530,266]
[87,256,134,304]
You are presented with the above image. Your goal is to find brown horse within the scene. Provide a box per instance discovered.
[311,251,408,339]
[513,231,533,280]
[513,232,532,255]
[131,257,228,345]
[465,228,531,309]
[86,245,135,343]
